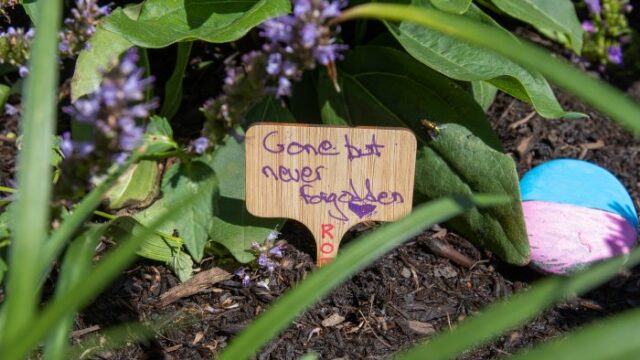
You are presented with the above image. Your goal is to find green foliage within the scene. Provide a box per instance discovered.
[1,0,61,346]
[0,84,9,109]
[381,0,580,119]
[430,0,471,14]
[339,3,640,133]
[159,42,193,119]
[103,160,160,210]
[490,0,583,54]
[206,131,282,263]
[142,115,179,155]
[102,0,291,48]
[471,80,498,112]
[107,217,193,281]
[70,28,134,101]
[415,124,529,264]
[135,160,217,262]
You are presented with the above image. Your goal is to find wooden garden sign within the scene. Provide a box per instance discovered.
[246,123,417,266]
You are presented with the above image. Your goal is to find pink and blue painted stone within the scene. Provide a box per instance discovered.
[520,159,638,274]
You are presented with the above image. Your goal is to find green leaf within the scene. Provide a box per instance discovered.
[70,28,134,101]
[107,217,193,281]
[490,0,583,54]
[430,0,471,14]
[317,46,502,150]
[142,115,178,155]
[44,225,107,360]
[1,0,61,345]
[415,124,529,264]
[159,42,193,119]
[104,160,160,210]
[135,160,217,262]
[471,80,498,112]
[102,0,291,48]
[20,0,39,24]
[218,194,509,360]
[204,130,282,263]
[381,0,579,119]
[0,84,9,109]
[317,46,528,264]
[338,4,640,134]
[397,246,640,360]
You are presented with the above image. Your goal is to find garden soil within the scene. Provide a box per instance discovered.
[70,87,640,360]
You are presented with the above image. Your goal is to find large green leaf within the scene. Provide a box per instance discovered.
[102,0,291,48]
[107,217,193,281]
[70,28,134,101]
[218,194,509,360]
[381,0,579,119]
[104,160,160,210]
[471,80,498,112]
[134,160,217,262]
[205,131,281,263]
[317,46,528,264]
[490,0,583,54]
[415,125,528,264]
[337,4,640,133]
[430,0,471,14]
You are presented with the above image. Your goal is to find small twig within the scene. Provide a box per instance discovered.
[71,325,101,339]
[159,267,232,306]
[509,111,536,130]
[419,235,476,268]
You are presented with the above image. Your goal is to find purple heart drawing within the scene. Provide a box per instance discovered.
[348,202,377,219]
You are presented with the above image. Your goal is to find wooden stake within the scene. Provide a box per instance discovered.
[245,123,417,266]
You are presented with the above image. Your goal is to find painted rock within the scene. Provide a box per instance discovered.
[520,159,638,274]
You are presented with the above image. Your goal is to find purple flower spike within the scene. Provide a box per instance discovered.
[581,20,596,33]
[193,136,209,154]
[585,0,601,15]
[60,132,74,158]
[269,245,284,258]
[607,45,623,65]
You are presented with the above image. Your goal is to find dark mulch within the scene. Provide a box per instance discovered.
[67,83,640,360]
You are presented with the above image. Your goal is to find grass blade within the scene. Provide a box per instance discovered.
[1,0,61,343]
[218,194,509,360]
[43,225,107,360]
[509,308,640,360]
[396,246,640,360]
[1,192,199,360]
[336,4,640,133]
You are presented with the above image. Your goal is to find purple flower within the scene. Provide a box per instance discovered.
[4,104,18,116]
[269,245,284,258]
[18,65,28,77]
[59,0,111,59]
[60,132,74,158]
[266,53,283,75]
[193,136,209,154]
[300,23,318,48]
[277,77,292,97]
[314,43,347,65]
[63,48,156,164]
[258,254,268,267]
[581,20,596,33]
[585,0,601,15]
[260,18,295,43]
[607,45,623,65]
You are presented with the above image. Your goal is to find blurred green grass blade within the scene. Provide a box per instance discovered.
[1,192,199,360]
[159,41,192,119]
[0,84,9,109]
[40,153,139,282]
[337,4,640,133]
[218,194,509,360]
[396,247,640,360]
[509,308,640,360]
[44,225,107,360]
[2,0,61,344]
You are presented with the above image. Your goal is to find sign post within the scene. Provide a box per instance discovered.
[246,123,417,266]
